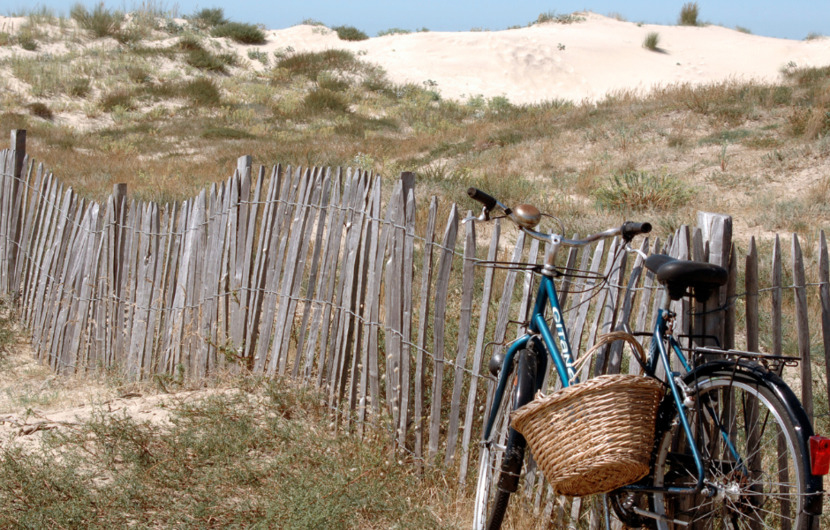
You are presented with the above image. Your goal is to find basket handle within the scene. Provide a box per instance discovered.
[569,331,647,385]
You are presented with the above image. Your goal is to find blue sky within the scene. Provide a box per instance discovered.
[5,1,828,41]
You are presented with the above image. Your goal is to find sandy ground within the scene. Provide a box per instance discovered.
[2,12,829,106]
[238,12,830,104]
[1,10,829,448]
[0,335,226,452]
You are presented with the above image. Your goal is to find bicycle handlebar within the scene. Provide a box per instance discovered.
[467,187,499,212]
[621,221,652,240]
[466,187,651,246]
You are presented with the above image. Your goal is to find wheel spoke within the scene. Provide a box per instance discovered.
[652,370,812,530]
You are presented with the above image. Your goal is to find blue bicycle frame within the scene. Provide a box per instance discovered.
[481,269,725,498]
[482,273,576,440]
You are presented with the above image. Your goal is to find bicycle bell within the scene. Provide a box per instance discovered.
[513,204,541,229]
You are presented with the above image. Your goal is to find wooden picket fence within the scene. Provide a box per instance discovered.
[1,130,829,526]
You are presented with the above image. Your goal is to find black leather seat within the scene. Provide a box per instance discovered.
[645,254,728,301]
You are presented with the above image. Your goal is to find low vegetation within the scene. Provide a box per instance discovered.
[0,362,464,527]
[69,3,124,39]
[211,21,266,45]
[0,7,828,239]
[679,2,701,27]
[643,32,660,51]
[333,24,369,41]
[2,7,830,527]
[534,10,586,25]
[188,7,228,29]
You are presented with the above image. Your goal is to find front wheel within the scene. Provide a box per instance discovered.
[472,345,542,530]
[652,363,821,529]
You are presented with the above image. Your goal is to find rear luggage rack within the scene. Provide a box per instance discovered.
[692,346,801,371]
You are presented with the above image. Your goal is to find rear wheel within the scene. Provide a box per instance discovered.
[472,346,542,529]
[652,364,819,529]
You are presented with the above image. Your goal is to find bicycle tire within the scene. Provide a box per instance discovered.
[652,361,821,529]
[472,345,541,530]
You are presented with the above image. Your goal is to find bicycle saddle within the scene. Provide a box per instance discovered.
[644,254,728,302]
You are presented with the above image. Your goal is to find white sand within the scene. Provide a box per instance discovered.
[1,12,829,106]
[243,12,830,104]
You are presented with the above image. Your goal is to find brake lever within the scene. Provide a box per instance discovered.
[625,243,649,261]
[462,206,490,224]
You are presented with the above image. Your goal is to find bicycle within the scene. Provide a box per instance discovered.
[466,187,827,529]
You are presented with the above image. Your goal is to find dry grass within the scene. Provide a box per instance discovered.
[0,13,828,243]
[1,12,830,527]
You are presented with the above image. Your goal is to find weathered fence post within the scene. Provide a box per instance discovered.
[697,212,733,350]
[111,183,127,300]
[792,234,813,423]
[6,130,26,293]
[11,130,25,181]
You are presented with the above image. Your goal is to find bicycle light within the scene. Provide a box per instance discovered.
[809,436,830,475]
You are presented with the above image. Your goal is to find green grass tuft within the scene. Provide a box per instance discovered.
[186,48,232,72]
[183,78,222,107]
[377,27,411,37]
[68,77,91,98]
[303,88,350,113]
[201,127,256,139]
[534,10,585,25]
[176,35,203,51]
[188,7,227,29]
[276,49,360,79]
[211,22,266,45]
[594,170,695,212]
[333,25,369,41]
[70,3,124,39]
[100,89,135,112]
[679,2,700,26]
[27,102,54,120]
[643,32,660,51]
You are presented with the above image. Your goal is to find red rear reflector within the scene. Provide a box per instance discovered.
[810,436,830,475]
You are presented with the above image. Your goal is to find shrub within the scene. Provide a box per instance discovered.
[100,89,135,112]
[68,77,91,97]
[643,32,660,51]
[679,2,700,26]
[247,49,269,65]
[317,73,349,92]
[18,35,37,51]
[186,48,228,72]
[276,49,359,79]
[303,88,349,113]
[333,25,368,41]
[211,22,266,45]
[183,78,222,106]
[126,65,150,84]
[176,35,203,51]
[377,27,410,37]
[27,102,53,120]
[70,2,124,38]
[188,7,227,29]
[594,170,694,212]
[534,11,585,25]
[202,127,255,139]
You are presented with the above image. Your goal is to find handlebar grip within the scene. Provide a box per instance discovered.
[467,187,498,211]
[621,221,652,241]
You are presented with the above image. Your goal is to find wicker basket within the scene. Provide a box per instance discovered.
[509,332,664,497]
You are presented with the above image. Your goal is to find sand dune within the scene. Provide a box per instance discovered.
[249,12,830,104]
[1,11,829,106]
